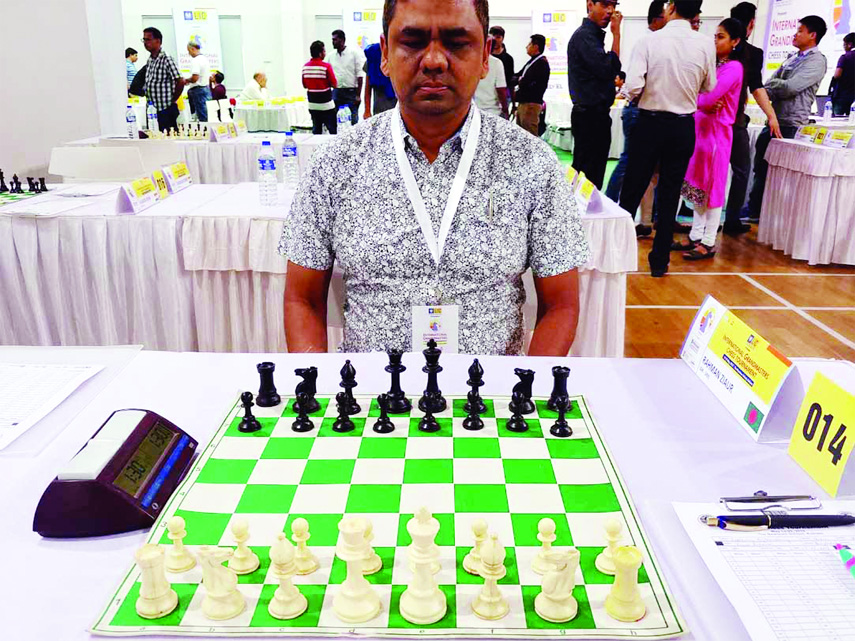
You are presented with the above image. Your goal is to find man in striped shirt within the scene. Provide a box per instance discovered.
[303,41,339,135]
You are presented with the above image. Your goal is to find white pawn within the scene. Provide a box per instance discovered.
[361,518,382,575]
[198,546,246,620]
[531,517,557,575]
[268,533,308,620]
[291,517,319,575]
[165,516,195,573]
[471,533,509,620]
[463,518,488,576]
[400,508,447,625]
[595,518,623,576]
[535,548,580,623]
[228,518,260,575]
[134,544,178,619]
[605,546,646,622]
[333,518,381,623]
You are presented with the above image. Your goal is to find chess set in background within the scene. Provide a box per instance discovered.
[0,169,48,200]
[91,345,685,638]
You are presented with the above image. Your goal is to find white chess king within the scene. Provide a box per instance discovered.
[399,507,447,625]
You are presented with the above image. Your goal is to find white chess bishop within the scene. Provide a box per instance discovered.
[134,544,178,619]
[595,518,623,575]
[164,515,196,573]
[268,533,308,620]
[605,546,646,622]
[399,508,447,625]
[471,533,509,620]
[535,548,580,623]
[198,546,246,620]
[291,517,319,575]
[228,518,260,575]
[332,518,381,623]
[462,518,488,575]
[531,517,558,575]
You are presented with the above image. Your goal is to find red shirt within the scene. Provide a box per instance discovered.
[302,58,337,108]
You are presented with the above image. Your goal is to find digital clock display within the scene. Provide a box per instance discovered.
[113,423,176,497]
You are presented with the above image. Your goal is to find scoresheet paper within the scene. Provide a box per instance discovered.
[0,362,103,450]
[674,501,855,641]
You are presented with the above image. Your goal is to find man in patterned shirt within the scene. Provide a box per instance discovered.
[280,0,590,356]
[142,27,185,132]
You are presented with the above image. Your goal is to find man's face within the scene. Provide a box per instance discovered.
[257,74,267,88]
[491,34,504,52]
[332,34,344,51]
[526,40,538,56]
[792,24,815,50]
[381,0,489,118]
[690,15,701,31]
[129,53,138,63]
[588,0,616,28]
[649,11,666,31]
[142,32,159,53]
[187,45,198,57]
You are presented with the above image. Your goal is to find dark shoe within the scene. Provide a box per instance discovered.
[671,238,699,251]
[683,244,716,261]
[650,266,668,277]
[674,222,692,234]
[635,224,652,237]
[723,222,751,236]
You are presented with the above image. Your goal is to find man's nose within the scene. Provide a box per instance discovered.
[422,41,450,72]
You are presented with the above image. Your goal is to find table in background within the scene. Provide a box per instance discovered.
[544,99,624,159]
[0,184,636,356]
[757,138,855,265]
[233,107,299,133]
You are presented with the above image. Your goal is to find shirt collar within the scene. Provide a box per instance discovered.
[664,19,692,31]
[582,17,607,39]
[399,104,476,158]
[798,46,817,57]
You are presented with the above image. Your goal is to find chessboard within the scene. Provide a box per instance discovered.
[91,391,685,638]
[0,191,38,206]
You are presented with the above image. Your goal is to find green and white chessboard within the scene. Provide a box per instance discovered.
[92,394,685,638]
[0,191,38,206]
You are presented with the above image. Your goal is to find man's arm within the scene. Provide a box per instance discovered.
[765,54,827,98]
[172,77,186,103]
[529,270,580,356]
[363,74,373,119]
[497,87,510,117]
[752,87,782,138]
[622,39,647,101]
[579,26,621,79]
[284,261,332,352]
[610,11,623,59]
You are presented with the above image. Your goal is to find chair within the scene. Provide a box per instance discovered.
[206,100,221,122]
[49,147,146,182]
[99,138,181,174]
[218,99,233,121]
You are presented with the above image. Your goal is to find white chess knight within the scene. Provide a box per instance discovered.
[268,533,308,620]
[290,517,319,575]
[400,508,447,625]
[531,517,558,575]
[471,533,509,620]
[134,544,178,619]
[595,518,624,575]
[198,546,246,620]
[227,518,260,575]
[361,518,383,575]
[462,518,488,576]
[165,515,196,573]
[605,546,646,622]
[534,548,581,623]
[332,518,381,623]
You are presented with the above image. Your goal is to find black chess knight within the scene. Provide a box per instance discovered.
[292,366,320,414]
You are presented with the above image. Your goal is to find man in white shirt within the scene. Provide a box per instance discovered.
[473,53,509,117]
[186,42,211,121]
[240,72,270,101]
[327,30,365,125]
[619,0,716,277]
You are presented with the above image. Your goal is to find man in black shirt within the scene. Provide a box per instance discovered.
[489,26,515,96]
[723,2,782,236]
[567,0,623,189]
[514,34,551,136]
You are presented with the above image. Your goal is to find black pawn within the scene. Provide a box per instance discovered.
[384,350,412,414]
[12,175,22,194]
[509,368,536,414]
[292,366,320,414]
[548,366,571,411]
[39,177,48,192]
[464,358,487,415]
[549,397,573,438]
[372,394,395,434]
[0,171,7,193]
[238,391,262,433]
[339,360,361,415]
[418,339,446,414]
[291,392,315,432]
[462,406,484,431]
[26,177,36,193]
[332,391,355,432]
[256,361,281,407]
[418,408,441,433]
[505,390,530,433]
[33,180,41,193]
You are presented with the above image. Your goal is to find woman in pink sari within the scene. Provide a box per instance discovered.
[675,18,747,260]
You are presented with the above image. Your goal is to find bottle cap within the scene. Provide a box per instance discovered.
[262,140,271,146]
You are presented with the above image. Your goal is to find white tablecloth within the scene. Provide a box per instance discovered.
[0,184,635,356]
[544,99,625,159]
[757,138,855,265]
[233,107,291,132]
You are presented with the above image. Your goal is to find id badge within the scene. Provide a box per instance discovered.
[411,305,459,353]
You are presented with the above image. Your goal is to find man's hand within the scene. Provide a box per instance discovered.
[363,108,371,120]
[768,115,783,139]
[284,261,332,353]
[529,270,580,356]
[610,11,623,35]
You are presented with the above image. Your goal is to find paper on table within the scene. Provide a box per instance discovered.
[0,363,103,450]
[674,501,855,641]
[0,198,92,216]
[55,183,122,197]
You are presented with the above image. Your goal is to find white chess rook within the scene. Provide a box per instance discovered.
[535,548,580,623]
[595,518,623,575]
[605,546,646,622]
[165,515,196,573]
[228,518,260,575]
[134,544,178,619]
[333,518,381,623]
[268,533,308,620]
[532,517,558,575]
[471,533,509,620]
[462,518,488,576]
[291,517,319,575]
[400,507,447,625]
[198,546,246,620]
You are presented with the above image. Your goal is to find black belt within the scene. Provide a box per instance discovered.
[572,103,611,113]
[639,109,694,119]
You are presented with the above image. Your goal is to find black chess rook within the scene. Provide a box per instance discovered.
[548,366,571,412]
[255,362,281,407]
[418,338,446,414]
[384,350,412,414]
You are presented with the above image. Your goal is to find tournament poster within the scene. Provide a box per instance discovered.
[531,10,578,100]
[173,8,223,75]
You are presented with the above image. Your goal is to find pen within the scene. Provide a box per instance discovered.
[702,513,855,531]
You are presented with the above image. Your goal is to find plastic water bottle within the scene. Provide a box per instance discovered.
[824,101,832,122]
[337,106,351,132]
[849,101,855,125]
[146,102,158,131]
[125,105,137,139]
[343,105,353,128]
[281,132,299,188]
[257,140,278,206]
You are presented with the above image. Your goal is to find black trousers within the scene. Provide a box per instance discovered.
[724,124,750,226]
[619,111,695,272]
[310,109,337,135]
[570,106,612,190]
[156,103,179,132]
[746,124,798,217]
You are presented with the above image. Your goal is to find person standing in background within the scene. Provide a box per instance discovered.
[489,26,515,96]
[209,72,227,101]
[830,32,854,115]
[142,27,185,132]
[474,48,510,118]
[328,30,365,125]
[619,0,717,277]
[125,48,138,91]
[185,41,211,122]
[567,0,623,190]
[304,40,338,135]
[363,41,397,118]
[514,35,550,136]
[240,72,270,101]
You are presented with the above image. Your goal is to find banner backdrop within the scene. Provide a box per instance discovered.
[764,0,851,91]
[531,10,578,100]
[173,8,223,75]
[343,8,383,51]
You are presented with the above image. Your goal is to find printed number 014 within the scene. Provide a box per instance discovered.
[802,402,847,465]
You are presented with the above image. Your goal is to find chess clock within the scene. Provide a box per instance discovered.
[33,410,197,538]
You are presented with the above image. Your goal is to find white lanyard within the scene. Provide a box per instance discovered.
[519,54,545,81]
[391,105,481,265]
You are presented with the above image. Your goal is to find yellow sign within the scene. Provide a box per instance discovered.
[565,166,579,186]
[131,177,156,198]
[578,179,595,201]
[796,125,818,142]
[788,372,855,496]
[170,162,189,180]
[151,170,169,200]
[227,122,238,138]
[824,131,854,149]
[814,127,828,145]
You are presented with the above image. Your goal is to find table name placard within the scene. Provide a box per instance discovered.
[795,125,818,142]
[151,169,169,200]
[117,176,159,214]
[788,372,855,496]
[235,120,249,137]
[822,130,854,149]
[227,122,238,138]
[162,162,192,193]
[208,123,232,142]
[681,295,794,441]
